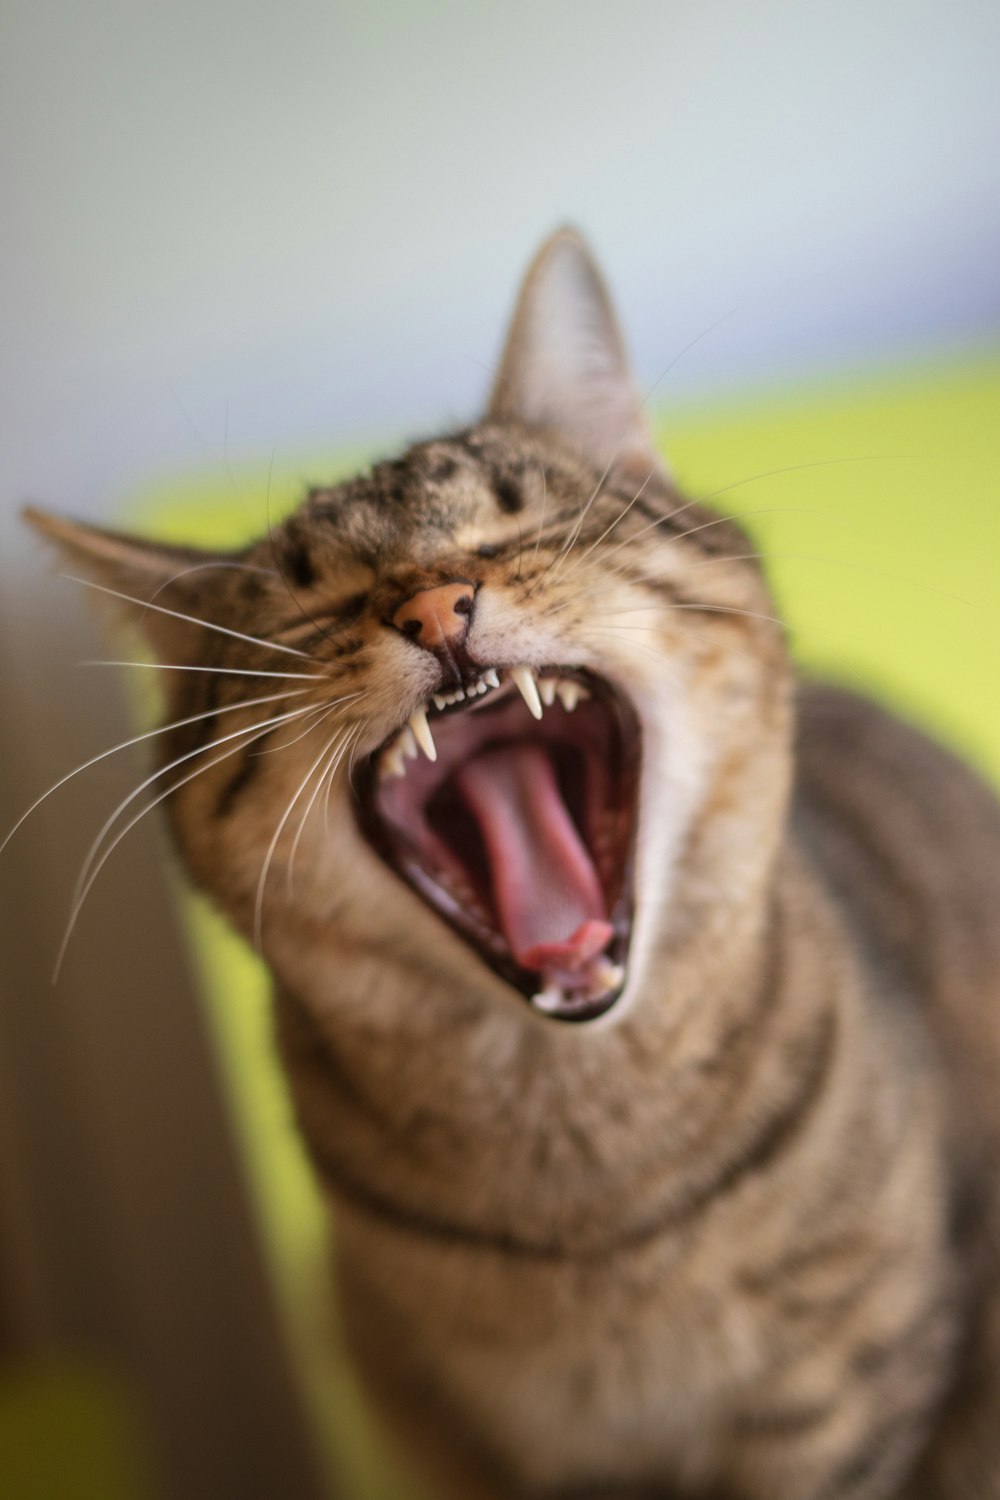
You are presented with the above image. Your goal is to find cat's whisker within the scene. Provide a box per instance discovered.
[68,698,323,919]
[530,458,549,570]
[1,684,314,858]
[327,722,367,829]
[538,310,738,589]
[254,724,353,951]
[553,463,660,587]
[540,454,872,595]
[685,552,977,608]
[287,725,355,895]
[147,559,278,606]
[53,700,318,982]
[254,691,365,754]
[589,455,883,577]
[64,573,317,661]
[542,505,844,612]
[81,660,328,681]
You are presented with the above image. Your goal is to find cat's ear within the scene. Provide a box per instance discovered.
[23,506,237,663]
[487,228,669,487]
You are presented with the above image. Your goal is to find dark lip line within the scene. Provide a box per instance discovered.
[353,666,643,1023]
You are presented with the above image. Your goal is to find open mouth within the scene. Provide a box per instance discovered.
[356,666,641,1021]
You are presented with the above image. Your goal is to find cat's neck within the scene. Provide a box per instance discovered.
[272,839,887,1256]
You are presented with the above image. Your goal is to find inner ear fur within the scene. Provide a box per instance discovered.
[487,228,670,490]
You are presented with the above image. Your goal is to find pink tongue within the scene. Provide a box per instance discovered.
[456,743,612,974]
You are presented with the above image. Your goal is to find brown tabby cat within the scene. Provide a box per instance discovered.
[27,231,1000,1499]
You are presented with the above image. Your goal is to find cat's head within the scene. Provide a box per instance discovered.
[28,231,792,1027]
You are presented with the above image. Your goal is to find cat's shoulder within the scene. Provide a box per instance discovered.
[792,678,1000,1012]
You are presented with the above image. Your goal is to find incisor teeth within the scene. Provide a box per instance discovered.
[510,665,543,720]
[484,668,500,689]
[539,678,557,708]
[557,681,581,712]
[408,707,437,761]
[432,694,448,711]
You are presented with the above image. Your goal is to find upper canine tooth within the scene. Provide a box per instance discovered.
[510,665,543,720]
[400,727,418,759]
[557,681,581,712]
[409,707,437,761]
[539,678,557,707]
[484,668,500,689]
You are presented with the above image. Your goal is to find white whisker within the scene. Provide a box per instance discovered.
[63,573,315,661]
[148,559,278,606]
[53,700,317,981]
[254,725,347,951]
[287,723,360,893]
[81,660,327,681]
[255,691,365,754]
[1,685,313,858]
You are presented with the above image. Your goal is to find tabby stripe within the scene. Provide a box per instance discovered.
[815,1404,926,1500]
[302,1004,837,1264]
[213,728,278,816]
[666,1002,838,1231]
[733,1398,834,1440]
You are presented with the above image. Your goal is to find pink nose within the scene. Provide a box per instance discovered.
[392,582,474,651]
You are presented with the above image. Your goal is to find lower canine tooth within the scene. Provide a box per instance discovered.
[409,707,437,761]
[381,747,406,778]
[531,986,565,1014]
[510,664,543,720]
[592,960,624,993]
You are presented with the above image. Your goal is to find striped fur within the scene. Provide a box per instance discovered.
[28,232,1000,1498]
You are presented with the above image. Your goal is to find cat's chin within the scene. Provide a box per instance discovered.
[355,667,641,1023]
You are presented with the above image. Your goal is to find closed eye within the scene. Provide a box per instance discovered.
[276,591,370,642]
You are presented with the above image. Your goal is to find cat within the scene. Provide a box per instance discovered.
[26,230,1000,1499]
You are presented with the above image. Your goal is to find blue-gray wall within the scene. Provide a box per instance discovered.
[1,0,998,522]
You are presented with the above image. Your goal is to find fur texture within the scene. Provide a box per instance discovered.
[28,231,1000,1499]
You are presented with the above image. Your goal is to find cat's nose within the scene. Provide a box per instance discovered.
[392,582,475,651]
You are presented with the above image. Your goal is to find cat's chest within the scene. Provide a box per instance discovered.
[336,1205,764,1489]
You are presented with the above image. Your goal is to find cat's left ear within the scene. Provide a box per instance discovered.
[23,506,238,663]
[487,228,670,488]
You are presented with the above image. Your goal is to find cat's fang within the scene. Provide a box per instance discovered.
[409,707,437,761]
[380,746,407,779]
[530,985,565,1014]
[510,665,543,720]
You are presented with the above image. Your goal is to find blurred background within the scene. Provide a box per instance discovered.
[1,2,998,1497]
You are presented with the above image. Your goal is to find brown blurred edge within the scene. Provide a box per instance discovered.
[0,580,334,1500]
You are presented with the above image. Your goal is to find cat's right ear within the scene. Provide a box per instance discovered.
[487,228,670,488]
[23,506,238,664]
